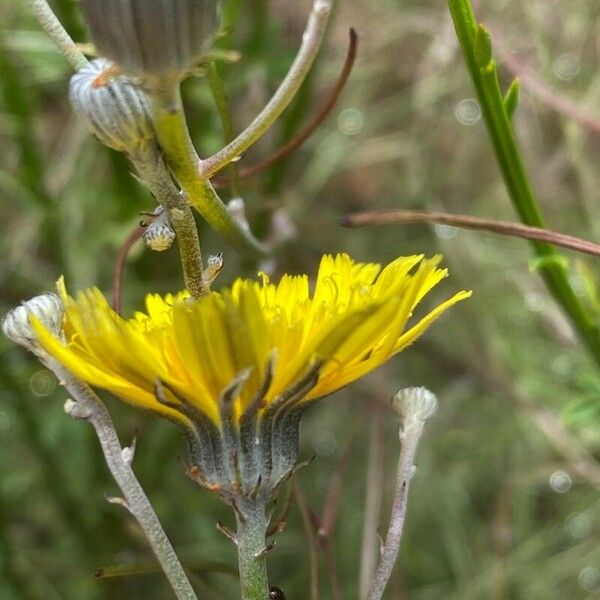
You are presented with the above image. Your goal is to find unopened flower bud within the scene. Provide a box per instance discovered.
[79,0,220,78]
[69,58,155,154]
[144,211,176,251]
[392,387,438,430]
[2,293,64,353]
[202,252,224,286]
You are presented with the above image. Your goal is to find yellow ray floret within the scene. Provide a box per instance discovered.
[32,254,471,427]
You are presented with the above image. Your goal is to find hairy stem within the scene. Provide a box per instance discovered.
[235,499,270,600]
[46,359,197,600]
[132,146,207,297]
[198,0,333,179]
[366,388,436,600]
[149,83,267,256]
[25,0,88,70]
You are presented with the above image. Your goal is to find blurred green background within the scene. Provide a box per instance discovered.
[2,0,600,598]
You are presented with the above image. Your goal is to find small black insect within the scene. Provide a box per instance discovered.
[269,586,285,600]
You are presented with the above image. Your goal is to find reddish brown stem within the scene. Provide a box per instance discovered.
[212,28,358,188]
[341,209,600,258]
[112,225,145,314]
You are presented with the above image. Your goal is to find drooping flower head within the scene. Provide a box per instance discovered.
[31,254,470,502]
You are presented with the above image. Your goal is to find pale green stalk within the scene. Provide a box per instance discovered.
[234,499,270,600]
[25,0,88,70]
[198,0,333,179]
[149,83,267,256]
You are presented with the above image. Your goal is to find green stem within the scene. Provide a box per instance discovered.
[205,62,240,196]
[148,83,267,256]
[235,500,270,600]
[447,0,600,368]
[131,146,208,297]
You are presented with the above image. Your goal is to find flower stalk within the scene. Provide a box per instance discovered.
[198,0,333,179]
[234,498,271,600]
[148,82,268,256]
[130,147,208,297]
[25,0,88,70]
[53,362,198,600]
[366,388,437,600]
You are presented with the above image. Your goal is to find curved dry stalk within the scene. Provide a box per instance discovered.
[342,209,600,258]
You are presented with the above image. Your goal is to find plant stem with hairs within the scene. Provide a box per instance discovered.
[46,359,198,600]
[149,83,267,256]
[25,0,88,70]
[366,388,437,600]
[234,499,270,600]
[131,147,207,298]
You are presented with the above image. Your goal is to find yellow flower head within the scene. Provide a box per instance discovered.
[32,254,470,430]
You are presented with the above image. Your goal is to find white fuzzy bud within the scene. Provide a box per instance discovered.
[144,212,176,251]
[2,293,64,353]
[391,387,438,431]
[202,253,224,286]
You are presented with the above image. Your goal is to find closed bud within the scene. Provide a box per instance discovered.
[79,0,220,78]
[69,58,155,154]
[392,387,438,429]
[2,293,64,353]
[144,211,176,251]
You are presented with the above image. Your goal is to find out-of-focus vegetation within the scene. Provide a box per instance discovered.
[2,0,600,598]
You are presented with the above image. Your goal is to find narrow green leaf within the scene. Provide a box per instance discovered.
[504,78,520,119]
[473,24,492,68]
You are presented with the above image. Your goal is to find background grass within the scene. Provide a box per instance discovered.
[1,0,600,598]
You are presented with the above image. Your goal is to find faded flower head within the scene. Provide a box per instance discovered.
[69,58,155,155]
[80,0,220,79]
[30,254,470,502]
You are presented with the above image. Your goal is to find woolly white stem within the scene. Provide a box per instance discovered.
[366,388,437,600]
[25,0,88,70]
[47,359,197,600]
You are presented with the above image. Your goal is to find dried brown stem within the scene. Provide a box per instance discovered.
[212,29,358,188]
[342,209,600,258]
[112,225,145,314]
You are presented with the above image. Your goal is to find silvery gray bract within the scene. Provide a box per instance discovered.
[69,58,155,154]
[80,0,220,77]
